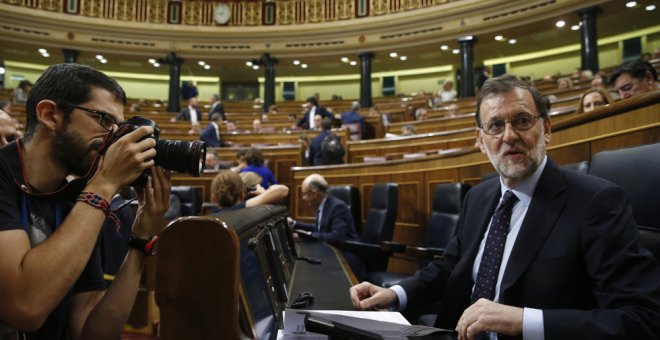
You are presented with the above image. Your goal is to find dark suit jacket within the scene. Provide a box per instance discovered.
[199,123,224,147]
[296,195,359,247]
[175,107,201,122]
[399,159,660,339]
[309,130,330,166]
[296,106,331,129]
[209,102,225,121]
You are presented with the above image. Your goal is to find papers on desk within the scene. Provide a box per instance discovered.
[278,309,410,339]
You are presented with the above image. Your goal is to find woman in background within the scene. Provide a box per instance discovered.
[210,170,288,213]
[576,88,613,114]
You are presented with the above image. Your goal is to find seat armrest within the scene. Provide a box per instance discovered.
[381,241,407,253]
[341,240,390,256]
[405,246,445,261]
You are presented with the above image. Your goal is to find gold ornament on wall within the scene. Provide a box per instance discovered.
[307,0,323,23]
[337,0,353,20]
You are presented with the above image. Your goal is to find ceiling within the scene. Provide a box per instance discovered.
[0,0,658,82]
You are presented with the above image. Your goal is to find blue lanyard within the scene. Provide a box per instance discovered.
[20,192,62,233]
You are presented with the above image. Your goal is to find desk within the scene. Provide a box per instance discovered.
[288,241,357,310]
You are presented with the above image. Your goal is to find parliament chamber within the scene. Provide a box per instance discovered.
[0,0,659,339]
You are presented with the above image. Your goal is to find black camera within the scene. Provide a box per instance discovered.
[102,116,206,187]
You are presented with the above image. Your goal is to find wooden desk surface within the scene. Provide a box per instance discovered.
[289,241,357,310]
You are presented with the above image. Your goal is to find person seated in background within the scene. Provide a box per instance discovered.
[252,119,262,133]
[239,147,277,189]
[309,118,333,166]
[199,113,227,147]
[268,104,278,115]
[0,110,21,146]
[312,114,323,130]
[641,52,653,62]
[204,152,221,171]
[298,134,311,166]
[369,105,389,126]
[415,108,429,121]
[576,88,613,114]
[579,69,594,82]
[349,74,660,339]
[401,124,416,136]
[0,100,13,115]
[129,103,140,113]
[438,79,457,103]
[12,80,32,104]
[446,104,460,118]
[591,71,607,89]
[210,170,288,213]
[608,59,658,99]
[172,96,201,123]
[555,77,573,90]
[230,148,248,172]
[180,80,198,101]
[341,101,366,138]
[208,93,225,121]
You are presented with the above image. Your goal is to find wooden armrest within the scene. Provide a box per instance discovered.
[405,246,445,261]
[381,241,407,253]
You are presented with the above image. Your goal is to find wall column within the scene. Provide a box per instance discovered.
[578,6,600,73]
[458,36,475,98]
[261,53,277,112]
[358,52,373,108]
[161,52,182,113]
[62,49,79,64]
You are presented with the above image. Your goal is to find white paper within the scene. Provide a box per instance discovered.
[277,309,410,339]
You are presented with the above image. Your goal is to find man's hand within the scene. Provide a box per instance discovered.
[132,167,171,239]
[455,299,523,340]
[91,126,157,196]
[349,281,398,311]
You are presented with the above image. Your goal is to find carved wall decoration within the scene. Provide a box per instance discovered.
[63,0,80,14]
[182,1,199,25]
[355,0,369,17]
[82,0,100,17]
[134,0,148,22]
[244,1,261,26]
[403,0,419,10]
[324,0,335,21]
[262,2,276,25]
[307,0,322,23]
[371,0,388,15]
[336,0,353,20]
[294,0,306,24]
[39,0,58,11]
[278,0,293,25]
[167,0,182,24]
[117,0,134,21]
[148,0,166,24]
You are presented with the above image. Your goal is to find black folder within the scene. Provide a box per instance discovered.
[303,312,457,340]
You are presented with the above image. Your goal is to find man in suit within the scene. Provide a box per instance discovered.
[350,75,660,339]
[289,174,359,246]
[477,65,491,91]
[296,96,331,129]
[200,112,226,147]
[208,93,225,121]
[308,117,332,166]
[608,59,658,100]
[172,97,201,123]
[341,101,365,139]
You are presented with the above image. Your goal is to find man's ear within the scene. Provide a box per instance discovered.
[543,116,552,144]
[35,100,60,132]
[475,128,487,154]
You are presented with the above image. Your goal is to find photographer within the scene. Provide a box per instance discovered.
[0,63,171,339]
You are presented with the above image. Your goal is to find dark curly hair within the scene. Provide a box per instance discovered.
[211,170,245,208]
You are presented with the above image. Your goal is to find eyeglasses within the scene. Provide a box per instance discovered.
[480,114,541,136]
[60,103,118,131]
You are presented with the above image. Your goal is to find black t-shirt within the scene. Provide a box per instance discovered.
[0,141,105,339]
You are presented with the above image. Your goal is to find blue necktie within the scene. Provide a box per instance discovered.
[472,190,519,303]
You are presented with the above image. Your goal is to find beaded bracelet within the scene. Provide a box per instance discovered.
[77,191,121,234]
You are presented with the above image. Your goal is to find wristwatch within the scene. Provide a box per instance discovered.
[128,235,159,256]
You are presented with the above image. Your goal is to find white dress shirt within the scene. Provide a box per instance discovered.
[189,106,199,123]
[308,106,317,128]
[391,156,548,340]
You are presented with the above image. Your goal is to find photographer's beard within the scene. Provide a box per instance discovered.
[53,123,103,177]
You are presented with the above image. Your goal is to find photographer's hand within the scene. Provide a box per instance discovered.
[88,126,157,198]
[133,166,171,239]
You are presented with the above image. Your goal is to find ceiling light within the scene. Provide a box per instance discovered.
[626,1,637,8]
[452,49,460,54]
[100,59,107,64]
[246,61,253,66]
[556,20,566,28]
[571,25,580,31]
[646,4,656,10]
[389,52,398,58]
[38,48,47,54]
[153,63,160,67]
[0,67,5,75]
[204,65,210,69]
[460,35,474,41]
[508,39,517,44]
[148,58,156,64]
[400,56,407,61]
[440,45,449,50]
[341,57,349,62]
[42,53,50,58]
[293,60,300,65]
[252,65,260,70]
[349,61,357,66]
[96,55,105,60]
[495,35,504,41]
[301,64,308,69]
[198,61,206,66]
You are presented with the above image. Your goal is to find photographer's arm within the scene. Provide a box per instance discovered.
[72,166,171,340]
[0,127,156,331]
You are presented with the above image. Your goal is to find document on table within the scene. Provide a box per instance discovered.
[277,309,410,340]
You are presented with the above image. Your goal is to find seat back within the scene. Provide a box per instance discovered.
[563,160,589,173]
[328,185,362,235]
[344,123,362,141]
[588,143,660,228]
[425,183,471,250]
[638,226,660,261]
[171,186,201,216]
[361,183,398,245]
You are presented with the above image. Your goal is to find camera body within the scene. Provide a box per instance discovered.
[103,116,206,187]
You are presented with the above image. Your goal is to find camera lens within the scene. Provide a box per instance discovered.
[154,139,207,177]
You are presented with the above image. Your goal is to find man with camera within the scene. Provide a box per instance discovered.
[0,63,171,339]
